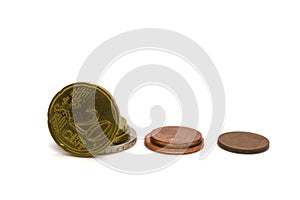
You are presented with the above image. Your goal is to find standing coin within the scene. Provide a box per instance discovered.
[218,131,269,154]
[113,129,130,145]
[48,82,120,157]
[119,117,127,131]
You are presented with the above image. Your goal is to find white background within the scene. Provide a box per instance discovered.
[1,0,299,199]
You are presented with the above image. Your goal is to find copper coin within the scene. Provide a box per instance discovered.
[144,133,204,155]
[150,126,202,149]
[218,131,269,154]
[144,126,204,155]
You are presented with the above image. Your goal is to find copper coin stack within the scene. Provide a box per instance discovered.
[144,126,204,155]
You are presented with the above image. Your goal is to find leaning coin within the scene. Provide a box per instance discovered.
[99,127,137,154]
[218,131,269,154]
[48,82,120,157]
[113,129,130,145]
[119,117,127,130]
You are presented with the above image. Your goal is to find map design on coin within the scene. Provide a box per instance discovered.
[48,82,120,157]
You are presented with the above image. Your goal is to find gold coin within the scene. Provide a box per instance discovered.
[48,82,120,157]
[117,117,127,132]
[113,129,130,145]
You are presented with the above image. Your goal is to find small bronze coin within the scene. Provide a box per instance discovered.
[144,126,204,155]
[150,126,202,149]
[218,131,269,154]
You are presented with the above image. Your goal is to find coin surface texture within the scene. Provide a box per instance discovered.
[48,82,120,157]
[144,126,204,155]
[218,131,269,154]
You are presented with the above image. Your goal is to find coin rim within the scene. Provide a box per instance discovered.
[149,126,203,148]
[217,131,270,154]
[113,130,130,145]
[144,132,204,155]
[47,82,120,157]
[99,127,137,154]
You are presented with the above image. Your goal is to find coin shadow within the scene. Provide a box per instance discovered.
[49,142,106,159]
[49,142,98,158]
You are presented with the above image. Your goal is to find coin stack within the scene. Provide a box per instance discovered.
[100,117,137,154]
[48,82,136,157]
[144,126,204,155]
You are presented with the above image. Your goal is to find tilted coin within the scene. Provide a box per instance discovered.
[119,117,127,131]
[144,126,204,155]
[112,116,130,144]
[48,82,120,157]
[116,117,128,135]
[99,127,137,154]
[218,131,269,154]
[113,129,130,145]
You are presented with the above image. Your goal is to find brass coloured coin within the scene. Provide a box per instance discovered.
[113,129,130,145]
[48,82,120,157]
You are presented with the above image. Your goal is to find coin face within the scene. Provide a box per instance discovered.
[150,126,202,148]
[48,82,120,157]
[218,131,269,154]
[144,126,204,155]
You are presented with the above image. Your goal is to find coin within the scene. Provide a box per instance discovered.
[116,117,128,134]
[145,133,204,155]
[112,116,130,144]
[48,82,120,157]
[113,129,130,145]
[144,126,204,155]
[150,126,202,149]
[119,117,127,131]
[99,127,137,154]
[218,131,269,154]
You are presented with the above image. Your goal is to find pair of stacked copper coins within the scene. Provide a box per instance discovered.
[144,126,204,155]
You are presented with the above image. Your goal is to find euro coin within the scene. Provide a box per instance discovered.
[218,131,269,154]
[48,82,120,157]
[144,126,204,155]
